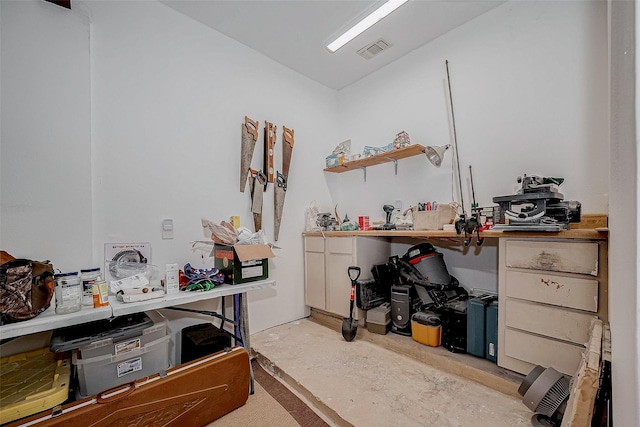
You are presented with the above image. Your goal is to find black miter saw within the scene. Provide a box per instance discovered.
[492,174,581,231]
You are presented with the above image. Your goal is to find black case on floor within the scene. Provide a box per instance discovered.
[439,300,468,353]
[181,323,232,364]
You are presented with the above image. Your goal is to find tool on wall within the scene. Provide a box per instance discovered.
[342,266,361,342]
[455,165,484,246]
[264,121,276,184]
[444,60,482,246]
[248,168,267,231]
[274,126,295,241]
[240,116,259,192]
[444,61,468,237]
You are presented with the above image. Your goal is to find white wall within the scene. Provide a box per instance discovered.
[610,1,639,425]
[0,0,337,333]
[0,0,92,269]
[333,1,608,219]
[331,1,608,295]
[1,1,636,424]
[87,0,337,333]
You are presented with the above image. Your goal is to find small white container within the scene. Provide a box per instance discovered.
[79,267,101,306]
[164,264,179,295]
[55,272,82,315]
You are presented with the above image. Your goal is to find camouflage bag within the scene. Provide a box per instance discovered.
[0,259,55,324]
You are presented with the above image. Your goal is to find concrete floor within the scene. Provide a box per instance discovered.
[251,317,534,427]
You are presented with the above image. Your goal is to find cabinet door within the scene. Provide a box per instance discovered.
[305,251,326,310]
[325,238,354,318]
[304,237,326,310]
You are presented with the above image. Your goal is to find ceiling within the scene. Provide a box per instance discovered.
[161,0,505,90]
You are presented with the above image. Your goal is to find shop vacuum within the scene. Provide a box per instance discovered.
[386,243,468,350]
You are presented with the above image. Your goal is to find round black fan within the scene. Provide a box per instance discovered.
[518,365,571,427]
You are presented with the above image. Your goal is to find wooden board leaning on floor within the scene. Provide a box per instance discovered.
[561,318,603,427]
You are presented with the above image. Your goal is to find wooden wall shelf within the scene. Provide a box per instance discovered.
[324,144,425,180]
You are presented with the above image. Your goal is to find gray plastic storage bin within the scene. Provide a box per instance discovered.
[72,334,170,397]
[78,310,167,359]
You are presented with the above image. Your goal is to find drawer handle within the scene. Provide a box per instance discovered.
[96,382,136,403]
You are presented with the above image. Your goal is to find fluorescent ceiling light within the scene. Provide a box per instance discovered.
[326,0,409,53]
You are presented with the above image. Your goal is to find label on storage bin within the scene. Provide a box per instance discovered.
[115,338,141,355]
[117,356,142,377]
[241,265,262,278]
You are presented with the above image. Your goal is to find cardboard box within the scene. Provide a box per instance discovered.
[412,204,456,231]
[212,244,275,284]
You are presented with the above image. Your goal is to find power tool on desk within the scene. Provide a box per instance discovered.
[380,204,396,230]
[492,174,581,231]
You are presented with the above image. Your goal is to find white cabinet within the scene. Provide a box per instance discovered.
[497,239,608,375]
[304,236,390,318]
[304,236,326,310]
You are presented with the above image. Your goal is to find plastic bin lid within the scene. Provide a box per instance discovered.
[0,348,71,425]
[412,311,441,326]
[50,312,153,353]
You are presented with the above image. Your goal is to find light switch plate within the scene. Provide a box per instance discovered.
[162,219,174,239]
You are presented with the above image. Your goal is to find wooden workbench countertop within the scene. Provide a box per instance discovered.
[302,228,609,240]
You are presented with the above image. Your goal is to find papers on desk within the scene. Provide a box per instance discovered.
[110,273,149,293]
[116,288,164,303]
[111,273,164,303]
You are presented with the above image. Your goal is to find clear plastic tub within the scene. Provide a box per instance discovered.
[54,272,82,315]
[73,334,170,397]
[79,268,101,307]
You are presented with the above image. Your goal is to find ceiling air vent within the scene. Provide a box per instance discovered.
[357,39,392,60]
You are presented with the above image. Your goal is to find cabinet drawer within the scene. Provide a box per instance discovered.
[504,328,583,375]
[326,237,353,254]
[505,240,598,276]
[505,299,595,345]
[505,270,598,312]
[305,236,325,253]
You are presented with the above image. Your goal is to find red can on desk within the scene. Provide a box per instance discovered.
[358,216,370,231]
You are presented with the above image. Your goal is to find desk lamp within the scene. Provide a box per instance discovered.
[424,144,451,167]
